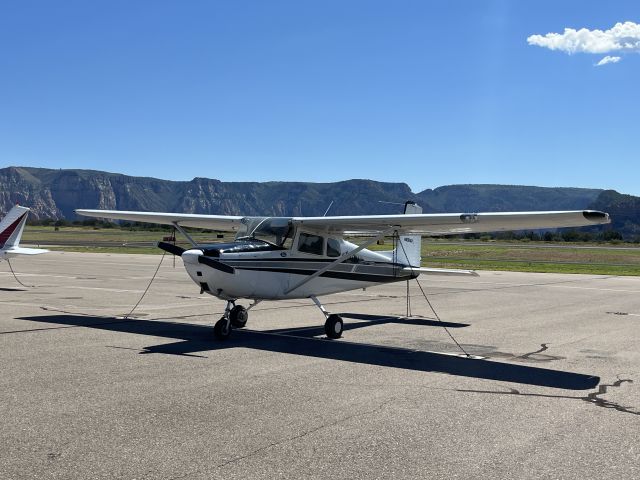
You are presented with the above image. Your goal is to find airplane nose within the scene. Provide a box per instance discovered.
[181,249,204,265]
[181,249,236,274]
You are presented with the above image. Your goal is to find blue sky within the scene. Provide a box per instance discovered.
[1,1,638,194]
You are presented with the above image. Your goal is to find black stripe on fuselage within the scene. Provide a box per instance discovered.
[221,257,399,267]
[232,266,417,283]
[217,257,345,263]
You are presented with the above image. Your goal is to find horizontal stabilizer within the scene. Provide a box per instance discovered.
[4,247,49,256]
[403,267,479,276]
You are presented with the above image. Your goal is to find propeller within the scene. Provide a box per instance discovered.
[197,255,236,274]
[157,241,235,274]
[157,241,186,256]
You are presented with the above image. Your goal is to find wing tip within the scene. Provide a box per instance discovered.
[583,210,610,223]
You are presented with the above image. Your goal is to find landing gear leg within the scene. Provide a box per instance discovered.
[311,295,343,339]
[214,300,235,339]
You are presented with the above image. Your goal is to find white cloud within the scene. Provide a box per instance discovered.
[595,55,621,66]
[527,21,640,64]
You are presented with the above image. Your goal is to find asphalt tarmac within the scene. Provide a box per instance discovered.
[1,252,639,479]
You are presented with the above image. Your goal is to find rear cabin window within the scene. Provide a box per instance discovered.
[327,238,341,257]
[297,233,324,255]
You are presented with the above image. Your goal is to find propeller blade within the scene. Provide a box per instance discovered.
[197,255,236,274]
[157,241,186,256]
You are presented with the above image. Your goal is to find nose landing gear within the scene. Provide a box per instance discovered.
[214,315,232,339]
[213,300,260,339]
[229,305,248,328]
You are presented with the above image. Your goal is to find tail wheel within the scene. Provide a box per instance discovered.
[214,316,231,339]
[229,305,248,328]
[324,314,343,339]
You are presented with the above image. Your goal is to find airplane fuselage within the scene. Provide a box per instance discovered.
[180,240,416,301]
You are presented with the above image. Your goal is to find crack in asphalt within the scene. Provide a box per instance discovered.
[517,343,550,360]
[458,376,639,416]
[586,378,637,414]
[212,397,395,471]
[472,343,564,364]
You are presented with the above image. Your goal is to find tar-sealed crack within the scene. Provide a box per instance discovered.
[586,378,637,414]
[517,343,550,360]
[458,376,639,416]
[478,343,564,364]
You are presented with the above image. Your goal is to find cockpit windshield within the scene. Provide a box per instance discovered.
[235,217,294,248]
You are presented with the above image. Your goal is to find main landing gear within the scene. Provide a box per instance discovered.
[324,314,344,339]
[213,300,258,339]
[311,295,344,339]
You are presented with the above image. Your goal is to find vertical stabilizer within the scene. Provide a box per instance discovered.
[0,205,30,250]
[394,201,422,267]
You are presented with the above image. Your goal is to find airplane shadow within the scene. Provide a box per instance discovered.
[340,313,470,328]
[266,313,469,338]
[15,314,599,391]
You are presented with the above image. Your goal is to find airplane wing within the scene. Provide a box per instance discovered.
[75,209,245,231]
[76,209,610,236]
[293,210,610,235]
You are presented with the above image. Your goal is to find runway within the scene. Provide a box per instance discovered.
[1,252,639,479]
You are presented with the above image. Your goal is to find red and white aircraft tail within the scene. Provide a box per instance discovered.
[0,205,48,260]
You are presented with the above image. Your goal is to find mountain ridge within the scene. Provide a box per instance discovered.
[1,166,637,239]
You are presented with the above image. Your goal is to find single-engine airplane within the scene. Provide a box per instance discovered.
[76,203,610,340]
[1,204,48,261]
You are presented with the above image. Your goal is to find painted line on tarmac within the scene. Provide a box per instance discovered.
[0,272,173,282]
[67,286,145,293]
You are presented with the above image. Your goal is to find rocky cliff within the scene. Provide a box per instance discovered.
[2,166,633,238]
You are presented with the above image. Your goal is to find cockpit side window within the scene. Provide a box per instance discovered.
[297,232,324,255]
[327,238,341,257]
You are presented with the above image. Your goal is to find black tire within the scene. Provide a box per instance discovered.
[229,305,248,328]
[324,314,343,339]
[214,316,231,339]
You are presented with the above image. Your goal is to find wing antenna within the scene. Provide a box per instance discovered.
[323,201,334,217]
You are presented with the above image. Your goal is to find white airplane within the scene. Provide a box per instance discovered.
[76,203,610,340]
[0,205,48,261]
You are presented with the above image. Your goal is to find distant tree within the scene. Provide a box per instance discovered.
[562,230,580,242]
[602,230,623,241]
[524,231,541,241]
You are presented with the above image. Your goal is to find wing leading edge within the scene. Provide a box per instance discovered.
[293,210,610,235]
[75,209,244,232]
[75,209,610,235]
